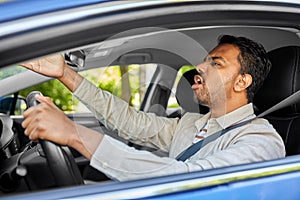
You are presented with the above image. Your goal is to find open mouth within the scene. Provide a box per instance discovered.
[194,75,203,85]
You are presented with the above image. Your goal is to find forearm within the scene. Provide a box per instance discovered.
[58,63,84,92]
[73,79,178,150]
[90,135,185,181]
[70,123,103,160]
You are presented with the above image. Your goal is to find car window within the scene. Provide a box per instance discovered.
[77,64,157,112]
[15,64,191,115]
[17,64,157,114]
[0,96,27,115]
[167,65,196,112]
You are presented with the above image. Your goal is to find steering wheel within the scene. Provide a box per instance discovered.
[26,91,83,186]
[39,140,83,186]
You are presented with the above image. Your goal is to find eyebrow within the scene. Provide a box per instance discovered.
[204,56,226,63]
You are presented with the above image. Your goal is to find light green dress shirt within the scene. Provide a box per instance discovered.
[74,79,285,181]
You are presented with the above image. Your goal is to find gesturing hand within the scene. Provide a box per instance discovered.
[21,54,67,78]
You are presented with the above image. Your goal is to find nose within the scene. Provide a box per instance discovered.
[195,61,207,75]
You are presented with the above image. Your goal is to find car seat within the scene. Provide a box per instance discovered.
[254,46,300,156]
[172,69,209,117]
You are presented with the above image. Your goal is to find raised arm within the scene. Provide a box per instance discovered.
[21,54,83,92]
[21,54,103,159]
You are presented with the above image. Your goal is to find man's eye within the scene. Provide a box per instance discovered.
[210,60,218,66]
[210,61,221,66]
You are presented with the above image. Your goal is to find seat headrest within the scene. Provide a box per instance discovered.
[254,46,300,116]
[176,69,209,114]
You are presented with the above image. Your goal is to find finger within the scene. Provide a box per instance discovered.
[35,95,52,104]
[37,96,64,115]
[26,126,40,141]
[22,108,37,131]
[23,117,35,138]
[22,106,36,120]
[19,63,31,69]
[22,105,42,130]
[20,61,36,69]
[23,113,47,141]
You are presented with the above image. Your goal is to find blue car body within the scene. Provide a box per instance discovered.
[0,0,111,22]
[2,156,300,199]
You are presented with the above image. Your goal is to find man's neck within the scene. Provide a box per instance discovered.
[210,102,248,118]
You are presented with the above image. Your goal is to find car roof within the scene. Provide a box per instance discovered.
[2,0,296,22]
[1,0,300,62]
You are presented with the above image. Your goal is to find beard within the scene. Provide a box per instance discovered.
[193,90,210,107]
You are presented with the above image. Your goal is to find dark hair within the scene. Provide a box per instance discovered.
[218,35,271,102]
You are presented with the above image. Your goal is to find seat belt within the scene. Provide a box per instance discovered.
[176,90,300,162]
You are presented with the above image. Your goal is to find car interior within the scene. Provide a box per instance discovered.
[1,21,300,195]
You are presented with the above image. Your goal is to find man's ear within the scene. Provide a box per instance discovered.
[234,74,252,92]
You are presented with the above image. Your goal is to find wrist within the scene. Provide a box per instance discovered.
[57,63,71,81]
[58,64,83,92]
[71,124,103,160]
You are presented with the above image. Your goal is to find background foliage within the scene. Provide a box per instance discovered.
[19,79,76,111]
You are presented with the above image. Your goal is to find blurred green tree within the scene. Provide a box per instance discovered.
[19,79,77,111]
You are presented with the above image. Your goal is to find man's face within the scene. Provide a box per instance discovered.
[192,44,242,109]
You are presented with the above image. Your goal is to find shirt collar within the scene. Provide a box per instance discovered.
[195,103,255,131]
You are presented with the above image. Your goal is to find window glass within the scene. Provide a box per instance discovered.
[0,96,26,115]
[17,64,157,114]
[77,64,157,112]
[19,79,74,112]
[167,65,195,109]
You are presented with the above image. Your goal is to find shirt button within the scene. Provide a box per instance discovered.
[102,162,108,168]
